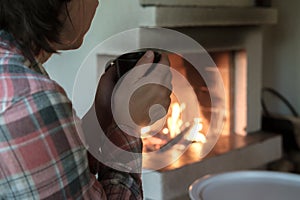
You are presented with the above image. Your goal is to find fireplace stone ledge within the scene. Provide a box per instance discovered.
[140,0,255,7]
[142,132,282,200]
[139,6,277,27]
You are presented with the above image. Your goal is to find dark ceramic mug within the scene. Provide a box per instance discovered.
[106,49,161,79]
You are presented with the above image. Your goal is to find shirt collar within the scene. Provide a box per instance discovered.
[0,30,49,77]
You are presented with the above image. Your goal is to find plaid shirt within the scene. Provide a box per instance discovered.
[0,30,143,199]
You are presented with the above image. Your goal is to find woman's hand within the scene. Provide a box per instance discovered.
[95,50,172,133]
[127,51,172,127]
[94,61,117,132]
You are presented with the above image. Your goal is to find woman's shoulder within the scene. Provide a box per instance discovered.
[0,63,68,111]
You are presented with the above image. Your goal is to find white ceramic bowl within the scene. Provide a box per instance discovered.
[189,171,300,200]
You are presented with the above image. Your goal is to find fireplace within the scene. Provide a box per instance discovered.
[131,2,280,200]
[131,25,280,200]
[137,25,263,138]
[142,50,244,152]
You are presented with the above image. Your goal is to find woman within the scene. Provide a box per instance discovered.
[0,0,171,199]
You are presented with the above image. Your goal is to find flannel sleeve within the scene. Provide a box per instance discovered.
[96,123,143,200]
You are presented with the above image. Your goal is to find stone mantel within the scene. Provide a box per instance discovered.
[137,0,277,27]
[140,7,277,27]
[140,7,277,28]
[140,0,255,7]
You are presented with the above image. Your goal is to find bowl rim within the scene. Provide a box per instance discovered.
[189,170,300,200]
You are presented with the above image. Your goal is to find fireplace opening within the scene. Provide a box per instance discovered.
[142,50,248,153]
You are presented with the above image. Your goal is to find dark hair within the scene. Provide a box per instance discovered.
[0,0,71,62]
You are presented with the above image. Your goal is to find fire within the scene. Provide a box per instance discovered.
[186,118,207,143]
[141,102,207,152]
[162,128,169,134]
[141,126,151,136]
[167,102,183,138]
[165,102,207,143]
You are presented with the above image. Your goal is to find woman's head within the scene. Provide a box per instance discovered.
[55,0,99,51]
[0,0,98,62]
